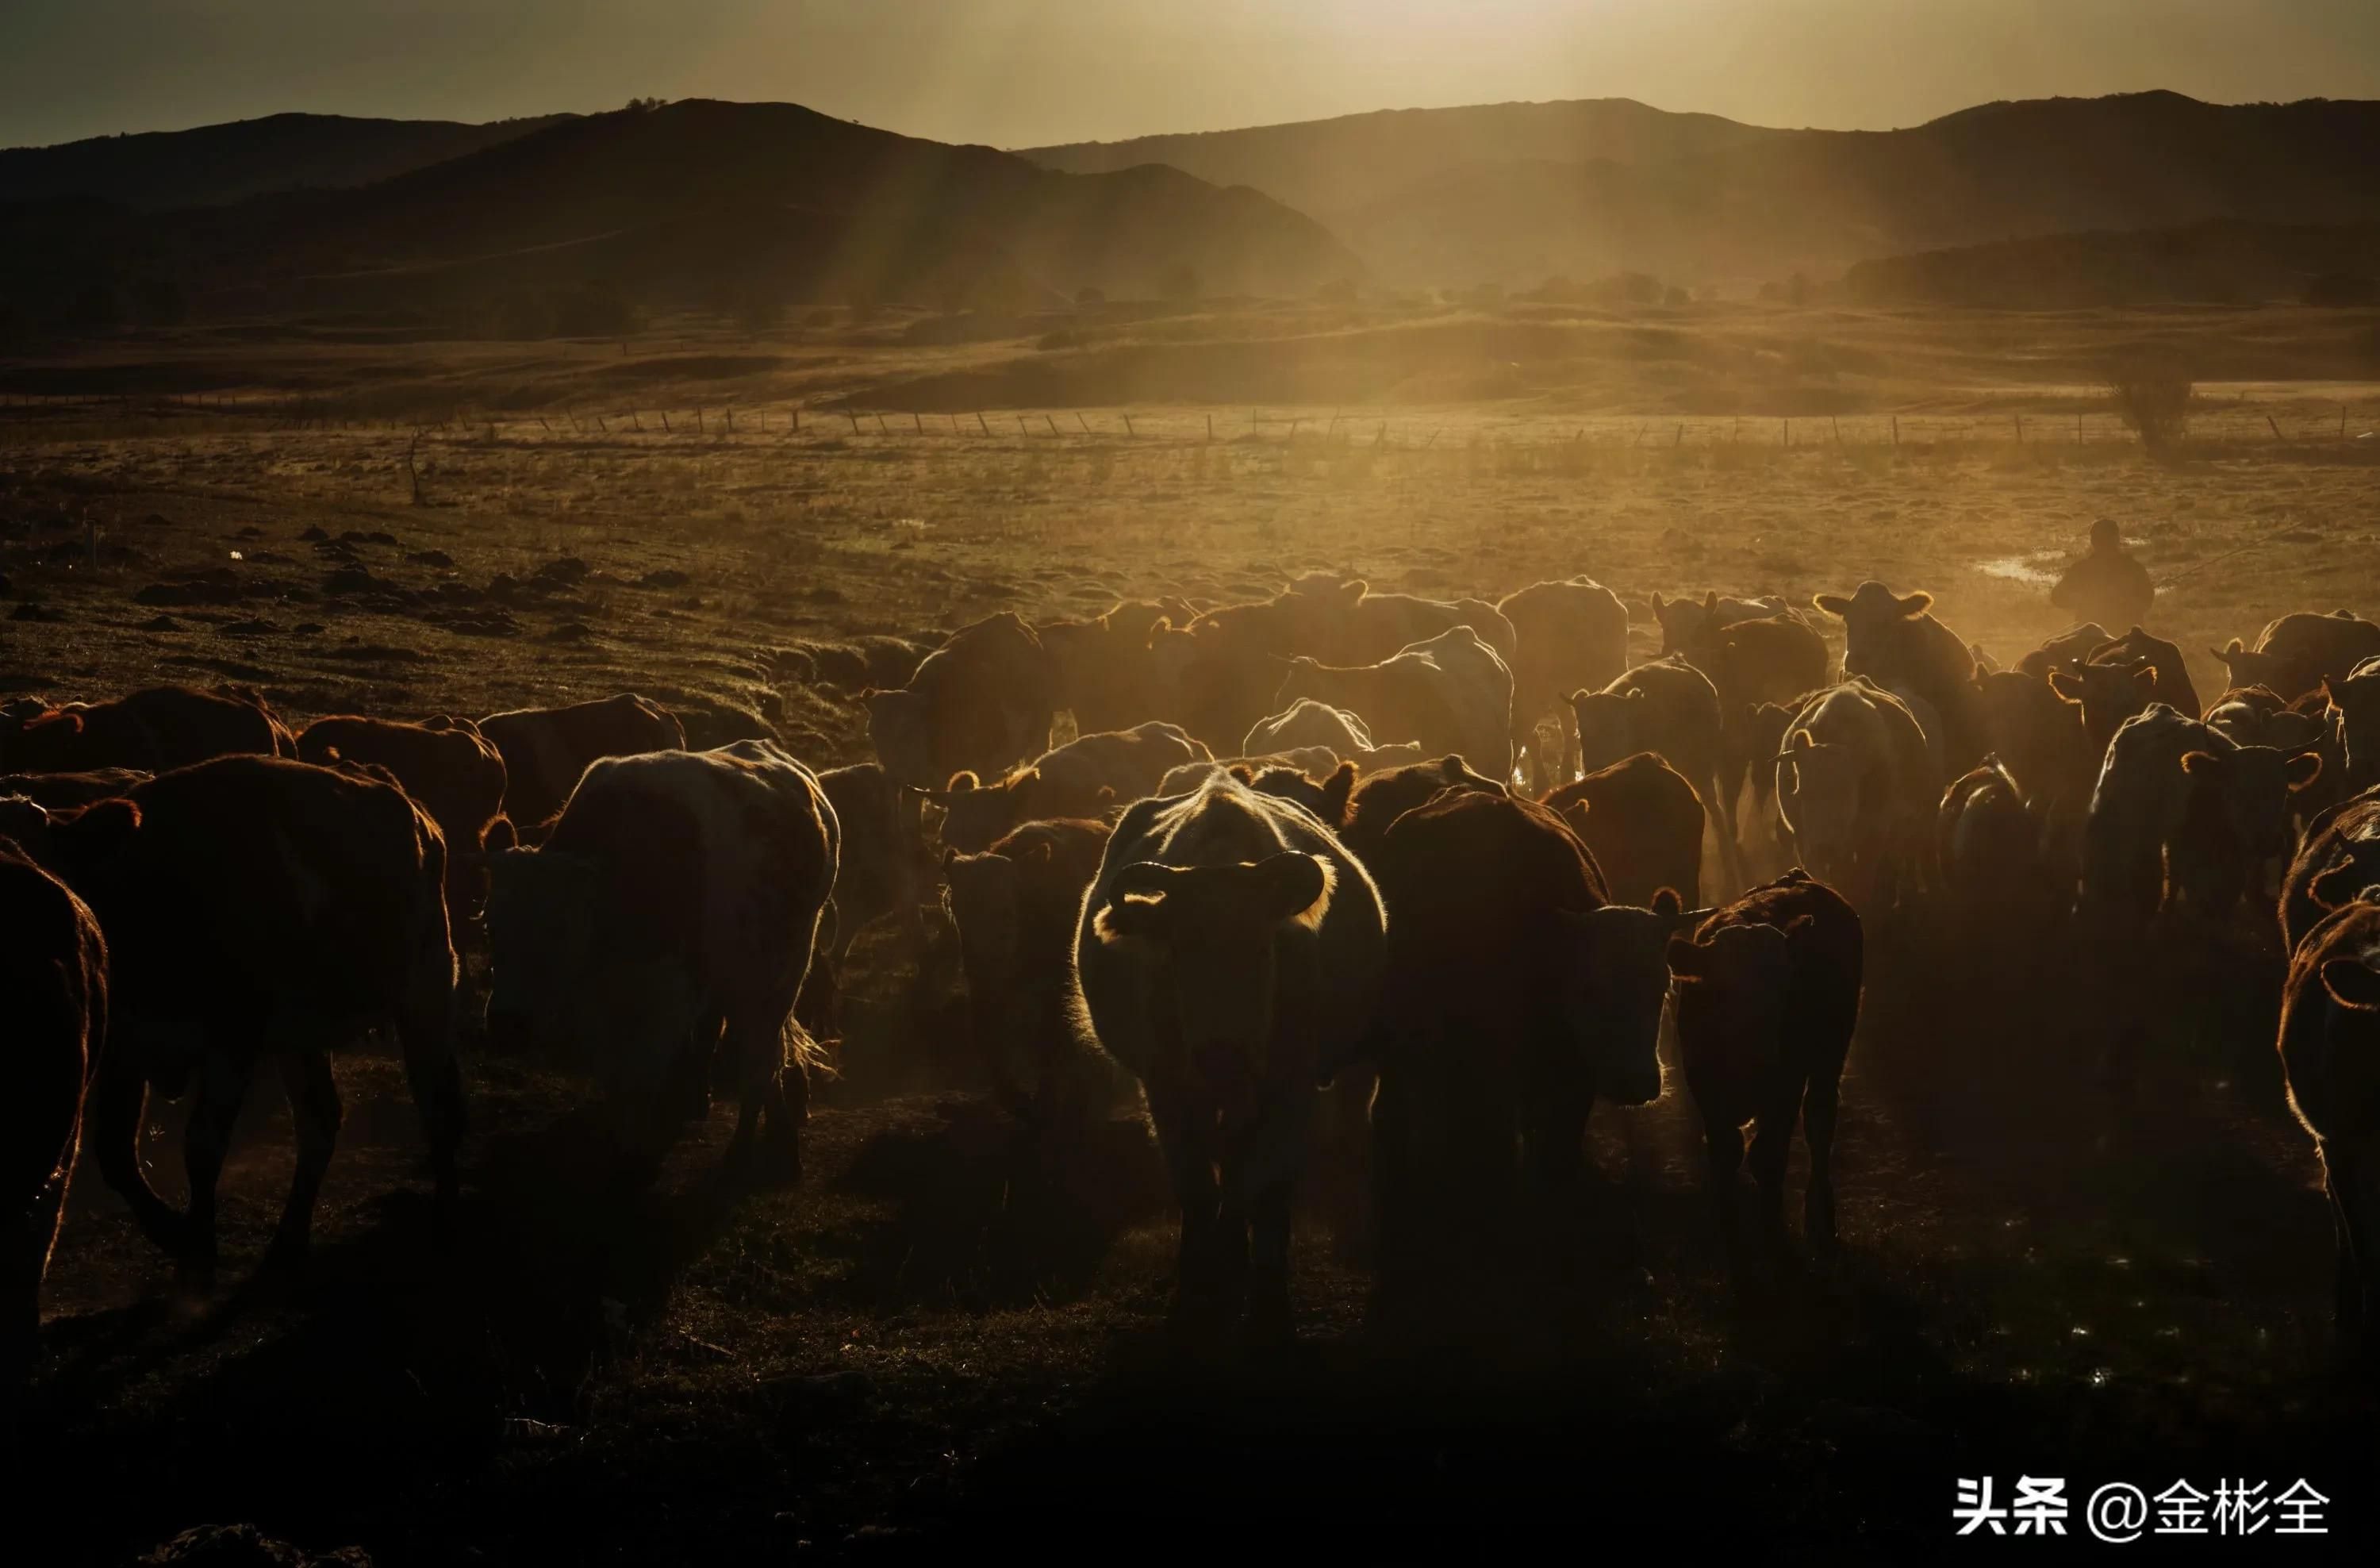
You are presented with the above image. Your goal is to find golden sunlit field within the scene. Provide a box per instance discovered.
[11,298,2380,1561]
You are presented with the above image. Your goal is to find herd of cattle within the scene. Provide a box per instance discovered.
[8,569,2380,1384]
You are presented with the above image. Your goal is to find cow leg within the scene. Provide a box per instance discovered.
[90,1059,186,1261]
[1149,1088,1223,1329]
[1747,1100,1795,1259]
[181,1047,254,1278]
[1522,1038,1588,1193]
[1701,1111,1746,1268]
[1801,1070,1841,1251]
[1246,1178,1294,1343]
[395,988,465,1236]
[726,1017,801,1186]
[1707,770,1746,893]
[2328,1140,2376,1345]
[266,1049,342,1268]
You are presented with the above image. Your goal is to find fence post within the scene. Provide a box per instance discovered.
[1077,413,1091,435]
[1123,413,1135,438]
[2013,413,2023,442]
[1206,413,1214,444]
[1674,424,1684,447]
[849,409,861,434]
[695,409,704,433]
[1891,414,1898,447]
[915,412,924,434]
[2267,414,2285,442]
[1046,415,1060,436]
[1830,416,1841,444]
[1782,418,1789,448]
[660,411,671,432]
[977,412,989,436]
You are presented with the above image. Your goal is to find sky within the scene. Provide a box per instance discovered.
[5,0,2378,151]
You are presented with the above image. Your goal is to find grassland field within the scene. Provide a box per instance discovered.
[6,298,2380,1562]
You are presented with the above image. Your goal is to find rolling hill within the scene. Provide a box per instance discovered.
[0,112,574,211]
[0,100,1367,332]
[1025,92,2380,291]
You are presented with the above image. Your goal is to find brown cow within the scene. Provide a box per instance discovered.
[1668,870,1863,1267]
[808,762,932,1029]
[1938,759,2056,938]
[1366,790,1679,1297]
[2048,659,2159,757]
[1272,628,1515,785]
[1496,577,1630,789]
[1688,609,1831,841]
[478,692,686,831]
[0,768,149,809]
[2277,894,2380,1339]
[0,686,290,774]
[1810,582,1986,771]
[925,722,1207,853]
[2282,788,2380,955]
[299,715,509,923]
[942,818,1121,1130]
[20,758,462,1278]
[2213,612,2380,702]
[1036,597,1193,735]
[1974,670,2098,829]
[2324,657,2380,795]
[2014,623,2114,680]
[1651,592,1791,655]
[1541,751,1704,907]
[1571,656,1739,888]
[1335,754,1508,865]
[2088,627,2199,716]
[0,847,105,1403]
[864,613,1055,794]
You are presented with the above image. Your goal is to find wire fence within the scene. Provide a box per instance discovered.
[0,390,2372,451]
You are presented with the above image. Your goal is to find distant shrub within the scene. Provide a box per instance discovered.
[2103,354,2194,457]
[1663,286,1691,308]
[2305,272,2378,308]
[1161,263,1202,302]
[1074,286,1105,307]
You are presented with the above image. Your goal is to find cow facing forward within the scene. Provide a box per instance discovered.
[1071,773,1384,1337]
[486,740,838,1182]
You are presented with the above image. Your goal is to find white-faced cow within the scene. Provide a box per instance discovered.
[486,740,837,1182]
[1070,772,1384,1337]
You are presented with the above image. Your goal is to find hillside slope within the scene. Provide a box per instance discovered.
[0,112,574,210]
[1028,93,2380,289]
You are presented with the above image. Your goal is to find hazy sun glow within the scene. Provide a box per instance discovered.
[2,0,2377,148]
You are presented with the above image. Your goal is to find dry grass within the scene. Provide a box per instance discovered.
[10,306,2380,1559]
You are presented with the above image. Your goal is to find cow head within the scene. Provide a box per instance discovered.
[0,794,56,865]
[484,847,607,1052]
[1976,670,2081,763]
[1558,888,1687,1107]
[1773,730,1864,882]
[2209,639,2286,695]
[1667,920,1795,1074]
[2048,659,2158,752]
[1091,851,1332,1128]
[1650,593,1711,657]
[2180,745,2325,863]
[2326,661,2380,789]
[923,769,1034,854]
[1568,689,1648,774]
[942,842,1031,983]
[861,688,934,790]
[1812,582,1933,682]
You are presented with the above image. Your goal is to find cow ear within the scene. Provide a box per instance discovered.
[2179,750,2223,777]
[1321,761,1357,824]
[945,771,978,794]
[1787,728,1814,751]
[940,846,958,874]
[1622,689,1647,702]
[1566,688,1591,705]
[1812,594,1851,617]
[2048,670,2083,700]
[1342,579,1368,603]
[2286,751,2325,790]
[1438,755,1468,780]
[1249,851,1329,925]
[1894,590,1933,617]
[1649,593,1667,613]
[1228,763,1256,783]
[1019,838,1054,867]
[2225,639,2246,656]
[1702,590,1719,613]
[2320,958,2380,1012]
[1652,887,1683,918]
[2131,664,2159,694]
